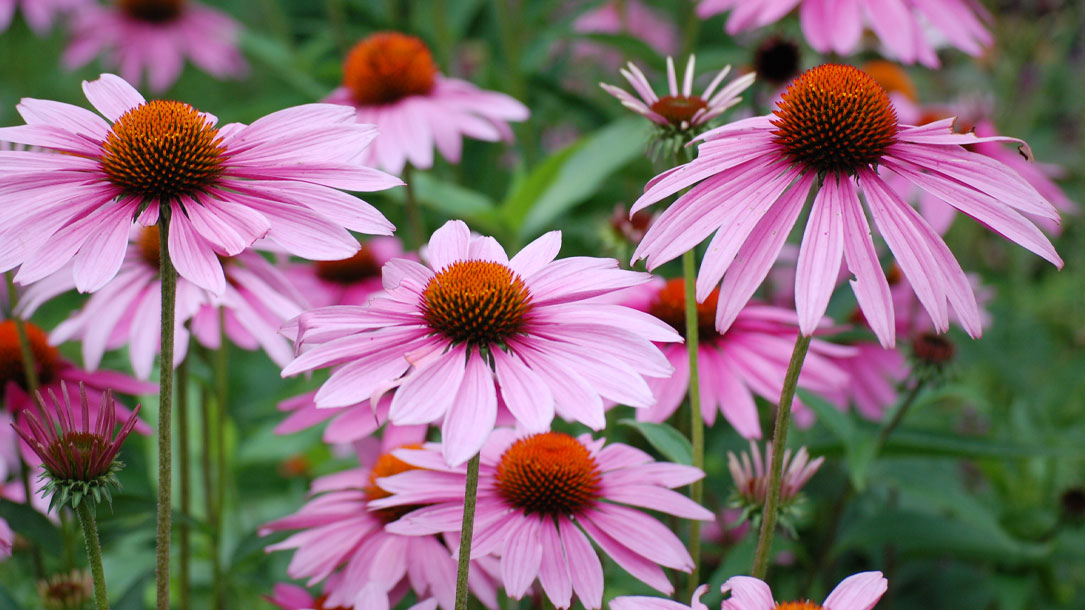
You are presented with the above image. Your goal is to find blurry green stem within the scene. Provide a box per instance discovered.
[874,380,925,454]
[750,334,812,579]
[680,0,701,58]
[491,0,537,164]
[200,382,222,609]
[177,356,191,610]
[213,310,229,610]
[433,0,454,74]
[323,0,349,53]
[76,502,109,610]
[403,165,425,250]
[682,249,704,596]
[156,210,177,610]
[454,454,481,610]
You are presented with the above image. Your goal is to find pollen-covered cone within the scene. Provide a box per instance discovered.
[283,220,680,466]
[0,74,400,296]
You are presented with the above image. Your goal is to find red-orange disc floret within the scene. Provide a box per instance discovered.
[648,278,720,339]
[343,32,438,106]
[137,226,162,269]
[0,320,61,391]
[421,260,532,347]
[119,0,185,22]
[774,602,824,610]
[101,100,226,203]
[495,432,602,517]
[365,444,425,523]
[772,64,898,176]
[650,95,709,127]
[315,247,382,285]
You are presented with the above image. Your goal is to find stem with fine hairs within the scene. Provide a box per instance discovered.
[453,454,481,610]
[681,249,704,597]
[155,208,178,610]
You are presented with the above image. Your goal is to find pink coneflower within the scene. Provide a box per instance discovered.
[601,56,755,135]
[262,435,500,610]
[611,584,711,610]
[373,429,714,609]
[13,385,142,510]
[0,73,399,295]
[632,64,1062,350]
[284,219,679,465]
[63,0,247,92]
[699,0,991,68]
[827,342,907,420]
[720,572,887,610]
[728,441,823,508]
[0,321,152,441]
[622,277,851,437]
[324,32,529,175]
[283,237,406,309]
[0,0,88,34]
[573,0,679,62]
[269,582,439,610]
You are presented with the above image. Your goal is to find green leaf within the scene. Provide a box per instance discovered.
[395,173,503,235]
[0,499,62,555]
[112,571,151,610]
[618,420,693,465]
[798,389,875,490]
[500,118,647,238]
[882,428,1085,459]
[0,584,24,610]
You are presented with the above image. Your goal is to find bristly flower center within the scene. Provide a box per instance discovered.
[650,95,708,128]
[0,320,61,391]
[365,445,425,523]
[495,432,602,517]
[315,247,382,285]
[343,32,438,106]
[774,602,824,610]
[648,278,720,339]
[421,260,532,347]
[45,432,113,482]
[119,0,185,23]
[101,100,226,203]
[771,64,898,176]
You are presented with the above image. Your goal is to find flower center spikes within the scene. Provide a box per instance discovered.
[365,445,425,523]
[45,432,114,482]
[119,0,185,23]
[343,32,438,106]
[315,247,382,284]
[101,100,226,203]
[495,432,602,518]
[647,278,720,339]
[650,95,709,128]
[421,260,532,347]
[772,64,898,176]
[774,602,824,610]
[0,320,61,390]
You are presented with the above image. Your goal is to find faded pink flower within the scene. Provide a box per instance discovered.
[699,0,991,68]
[269,582,439,610]
[63,0,247,92]
[282,237,406,309]
[283,220,679,466]
[632,64,1061,350]
[0,74,399,296]
[0,0,88,34]
[325,32,529,175]
[372,429,714,609]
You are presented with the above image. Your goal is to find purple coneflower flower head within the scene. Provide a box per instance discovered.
[632,64,1063,350]
[719,571,887,610]
[323,32,529,175]
[283,219,680,466]
[372,429,714,609]
[623,277,852,437]
[63,0,247,92]
[13,384,141,510]
[262,434,501,610]
[0,0,88,34]
[0,73,400,296]
[699,0,991,68]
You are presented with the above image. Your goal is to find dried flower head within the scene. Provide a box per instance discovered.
[728,441,823,534]
[38,569,93,610]
[13,384,141,510]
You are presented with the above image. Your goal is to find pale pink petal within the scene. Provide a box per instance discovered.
[822,571,888,610]
[794,177,845,336]
[720,576,776,610]
[440,353,498,466]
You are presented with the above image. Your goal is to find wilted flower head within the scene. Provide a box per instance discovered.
[13,385,141,510]
[37,570,94,610]
[728,441,822,530]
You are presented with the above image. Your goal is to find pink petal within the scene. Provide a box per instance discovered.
[822,571,888,610]
[558,517,603,608]
[390,345,467,426]
[440,353,498,466]
[720,576,776,610]
[81,73,145,122]
[795,177,845,336]
[839,177,895,348]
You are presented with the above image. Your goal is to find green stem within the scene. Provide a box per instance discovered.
[491,0,537,165]
[323,0,349,54]
[680,0,701,58]
[681,249,704,596]
[403,164,425,251]
[200,383,222,607]
[213,310,229,610]
[156,210,177,610]
[76,502,109,610]
[750,334,812,579]
[873,380,925,454]
[432,0,454,75]
[454,454,481,610]
[177,356,190,610]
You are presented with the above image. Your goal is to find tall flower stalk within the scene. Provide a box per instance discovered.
[453,454,481,610]
[156,210,177,610]
[681,248,704,595]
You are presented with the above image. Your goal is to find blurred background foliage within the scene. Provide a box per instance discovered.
[0,0,1082,608]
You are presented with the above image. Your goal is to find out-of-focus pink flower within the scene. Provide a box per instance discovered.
[372,429,714,609]
[283,238,405,309]
[324,32,529,175]
[262,431,500,610]
[268,582,441,610]
[699,0,991,68]
[632,64,1061,350]
[283,220,679,466]
[0,0,88,34]
[0,516,11,560]
[63,0,247,92]
[827,342,908,420]
[0,73,400,296]
[621,277,851,436]
[573,0,679,62]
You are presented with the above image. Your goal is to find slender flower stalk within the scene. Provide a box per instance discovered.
[156,210,177,610]
[176,355,191,610]
[750,334,811,578]
[682,249,704,596]
[75,501,108,610]
[212,310,228,610]
[402,164,425,250]
[453,454,481,610]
